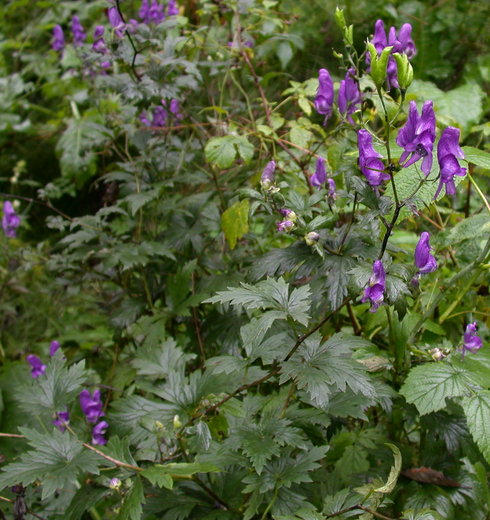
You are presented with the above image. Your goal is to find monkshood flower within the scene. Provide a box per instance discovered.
[92,26,108,54]
[2,201,20,238]
[52,25,65,52]
[152,106,167,127]
[327,178,337,201]
[260,160,276,188]
[71,16,87,46]
[52,410,70,432]
[92,421,109,445]
[414,232,437,275]
[434,127,466,199]
[49,340,61,356]
[361,260,386,312]
[108,7,126,38]
[314,69,334,120]
[26,355,46,379]
[338,68,361,124]
[227,40,254,49]
[357,130,390,186]
[80,389,104,423]
[167,0,179,16]
[167,99,183,120]
[149,0,166,24]
[279,208,297,221]
[277,220,295,232]
[310,157,327,188]
[461,322,483,359]
[397,101,436,175]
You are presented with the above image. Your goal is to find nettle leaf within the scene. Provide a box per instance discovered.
[205,135,254,169]
[221,199,250,249]
[400,362,472,415]
[116,476,145,520]
[0,427,100,499]
[462,391,490,463]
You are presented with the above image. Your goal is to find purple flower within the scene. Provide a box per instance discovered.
[277,220,294,232]
[434,127,466,199]
[92,26,108,54]
[338,68,361,124]
[139,0,150,23]
[92,421,109,445]
[168,99,183,120]
[53,410,70,432]
[414,232,437,275]
[149,0,166,24]
[2,201,20,238]
[80,389,104,424]
[279,208,296,220]
[49,340,61,356]
[52,25,65,52]
[140,112,152,126]
[396,101,436,175]
[26,355,46,379]
[395,23,416,58]
[261,160,276,188]
[71,16,87,46]
[361,260,386,312]
[314,69,334,120]
[357,130,390,186]
[310,157,327,188]
[152,106,167,127]
[304,231,320,246]
[462,322,483,358]
[167,0,179,16]
[327,178,337,200]
[108,7,126,38]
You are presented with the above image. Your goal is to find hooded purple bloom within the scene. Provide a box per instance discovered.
[152,106,167,127]
[396,101,436,175]
[357,130,390,186]
[361,260,386,312]
[52,25,65,52]
[169,99,183,120]
[53,410,70,432]
[310,157,327,188]
[27,355,46,379]
[92,26,108,54]
[414,232,437,275]
[338,68,361,124]
[108,7,126,38]
[139,0,151,23]
[261,160,276,188]
[314,69,334,120]
[327,178,337,200]
[149,0,166,24]
[80,389,104,423]
[434,127,466,199]
[395,23,416,58]
[462,322,483,358]
[71,16,87,46]
[277,220,294,232]
[2,201,20,238]
[49,340,61,356]
[167,0,179,16]
[92,421,109,445]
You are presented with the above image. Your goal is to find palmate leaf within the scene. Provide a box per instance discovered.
[116,477,145,520]
[400,362,472,415]
[0,427,100,499]
[462,391,490,463]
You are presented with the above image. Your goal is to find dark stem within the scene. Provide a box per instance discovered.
[115,0,142,81]
[378,204,401,260]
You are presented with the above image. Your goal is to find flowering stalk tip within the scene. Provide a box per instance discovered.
[2,201,20,238]
[414,232,437,275]
[361,260,386,312]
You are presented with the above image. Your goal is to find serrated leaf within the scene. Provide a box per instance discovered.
[325,256,355,309]
[116,477,145,520]
[400,363,471,415]
[205,136,237,168]
[221,199,250,249]
[141,466,174,489]
[462,391,490,463]
[375,443,402,494]
[439,214,490,246]
[124,189,160,216]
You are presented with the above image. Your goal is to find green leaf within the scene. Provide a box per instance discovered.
[66,485,108,520]
[157,462,220,476]
[335,445,369,481]
[463,146,490,171]
[141,466,174,489]
[400,362,471,415]
[221,199,250,249]
[462,391,490,463]
[205,136,237,168]
[375,443,402,494]
[116,477,145,520]
[0,427,100,499]
[438,214,490,246]
[325,256,355,309]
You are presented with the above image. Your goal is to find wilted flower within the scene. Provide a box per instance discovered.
[26,355,46,379]
[310,157,327,188]
[462,322,482,358]
[52,25,65,52]
[434,127,466,199]
[338,68,361,124]
[414,232,437,275]
[396,101,436,175]
[304,231,320,246]
[361,260,386,312]
[314,68,334,120]
[167,0,179,16]
[80,389,104,423]
[357,130,390,186]
[260,160,276,188]
[49,340,61,356]
[108,7,126,38]
[52,410,70,432]
[92,421,109,445]
[2,201,20,238]
[71,16,87,46]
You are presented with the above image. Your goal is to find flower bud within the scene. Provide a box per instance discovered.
[334,7,346,31]
[393,53,413,90]
[279,209,297,222]
[367,43,393,88]
[304,232,320,246]
[260,160,276,189]
[109,478,122,490]
[173,415,182,428]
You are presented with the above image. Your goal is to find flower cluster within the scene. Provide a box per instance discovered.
[139,0,179,25]
[2,201,20,238]
[314,68,361,124]
[140,99,183,128]
[26,339,61,379]
[310,157,337,200]
[277,209,297,233]
[357,130,390,186]
[80,389,108,445]
[368,19,416,90]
